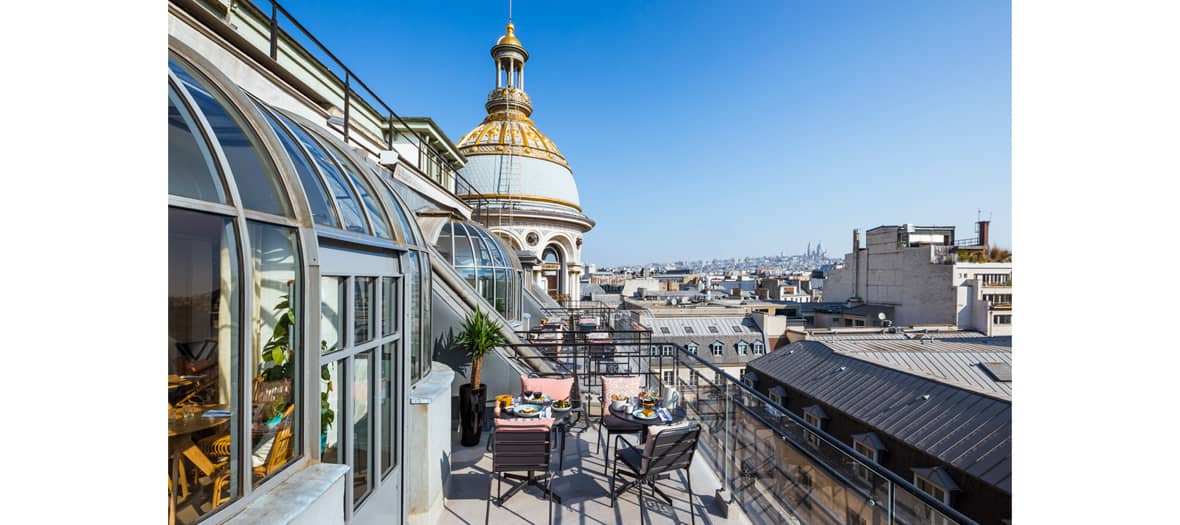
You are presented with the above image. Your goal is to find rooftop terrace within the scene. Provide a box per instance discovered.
[443,413,744,525]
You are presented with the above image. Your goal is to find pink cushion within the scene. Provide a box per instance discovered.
[520,376,574,401]
[494,417,555,432]
[600,375,642,410]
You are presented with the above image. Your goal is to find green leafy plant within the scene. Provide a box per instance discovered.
[451,306,505,388]
[320,341,335,433]
[260,294,295,381]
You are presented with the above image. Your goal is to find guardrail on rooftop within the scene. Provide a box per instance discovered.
[183,0,479,202]
[670,348,978,525]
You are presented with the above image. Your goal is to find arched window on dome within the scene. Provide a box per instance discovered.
[542,244,565,299]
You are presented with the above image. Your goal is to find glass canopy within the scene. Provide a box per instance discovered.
[435,221,522,320]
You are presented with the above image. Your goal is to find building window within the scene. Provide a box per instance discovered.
[661,345,673,356]
[169,208,242,516]
[732,325,742,333]
[993,314,1012,325]
[684,326,694,334]
[320,273,402,509]
[736,341,748,355]
[802,407,826,448]
[851,434,883,483]
[915,474,949,504]
[659,326,670,334]
[710,341,723,356]
[686,342,698,355]
[753,341,764,354]
[663,370,675,384]
[708,325,719,333]
[984,293,1012,305]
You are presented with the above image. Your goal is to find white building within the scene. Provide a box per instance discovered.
[823,224,1012,335]
[455,23,594,301]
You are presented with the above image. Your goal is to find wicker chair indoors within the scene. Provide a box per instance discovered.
[210,403,296,508]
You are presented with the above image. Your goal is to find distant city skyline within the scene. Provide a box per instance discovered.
[281,0,1011,266]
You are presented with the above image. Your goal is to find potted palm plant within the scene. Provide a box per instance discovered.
[452,306,505,446]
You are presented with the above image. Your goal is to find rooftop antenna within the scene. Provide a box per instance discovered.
[509,0,513,22]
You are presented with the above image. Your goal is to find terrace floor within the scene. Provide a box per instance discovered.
[441,415,748,525]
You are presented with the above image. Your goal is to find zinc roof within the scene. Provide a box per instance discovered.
[746,339,1012,493]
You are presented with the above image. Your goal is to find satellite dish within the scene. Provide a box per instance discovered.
[878,312,887,321]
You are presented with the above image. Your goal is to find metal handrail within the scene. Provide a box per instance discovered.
[672,347,979,525]
[231,1,458,181]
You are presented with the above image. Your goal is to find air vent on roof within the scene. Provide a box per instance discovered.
[920,394,931,401]
[838,366,847,371]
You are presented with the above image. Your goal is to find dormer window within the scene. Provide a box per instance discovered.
[661,345,673,356]
[736,341,749,355]
[768,386,786,418]
[686,342,698,355]
[912,467,959,506]
[710,341,723,356]
[742,371,757,388]
[851,432,886,481]
[803,405,828,448]
[753,341,765,354]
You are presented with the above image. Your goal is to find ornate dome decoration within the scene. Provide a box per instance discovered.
[454,20,592,302]
[455,22,569,169]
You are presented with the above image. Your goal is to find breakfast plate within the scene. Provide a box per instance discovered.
[514,404,543,417]
[632,408,657,420]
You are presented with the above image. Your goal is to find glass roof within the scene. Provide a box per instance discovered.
[167,84,225,204]
[168,57,291,217]
[269,110,370,235]
[434,220,521,319]
[254,103,338,228]
[167,52,418,248]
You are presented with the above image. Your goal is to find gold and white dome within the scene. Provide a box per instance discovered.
[455,23,586,216]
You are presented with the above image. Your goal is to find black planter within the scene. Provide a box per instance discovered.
[458,383,487,447]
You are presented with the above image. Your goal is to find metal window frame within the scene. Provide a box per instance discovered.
[169,50,320,516]
[318,271,404,518]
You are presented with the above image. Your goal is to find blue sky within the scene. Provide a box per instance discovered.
[282,0,1011,267]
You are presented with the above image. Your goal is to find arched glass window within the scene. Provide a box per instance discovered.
[269,110,369,234]
[376,178,418,245]
[168,84,225,203]
[169,58,291,217]
[253,103,338,227]
[433,221,523,320]
[319,141,394,240]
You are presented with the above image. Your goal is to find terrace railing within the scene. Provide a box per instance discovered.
[182,0,464,193]
[668,349,978,525]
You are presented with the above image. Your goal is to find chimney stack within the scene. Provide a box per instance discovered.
[852,229,862,301]
[977,220,990,248]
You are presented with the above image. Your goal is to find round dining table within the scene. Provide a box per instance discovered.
[608,403,687,428]
[169,403,230,519]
